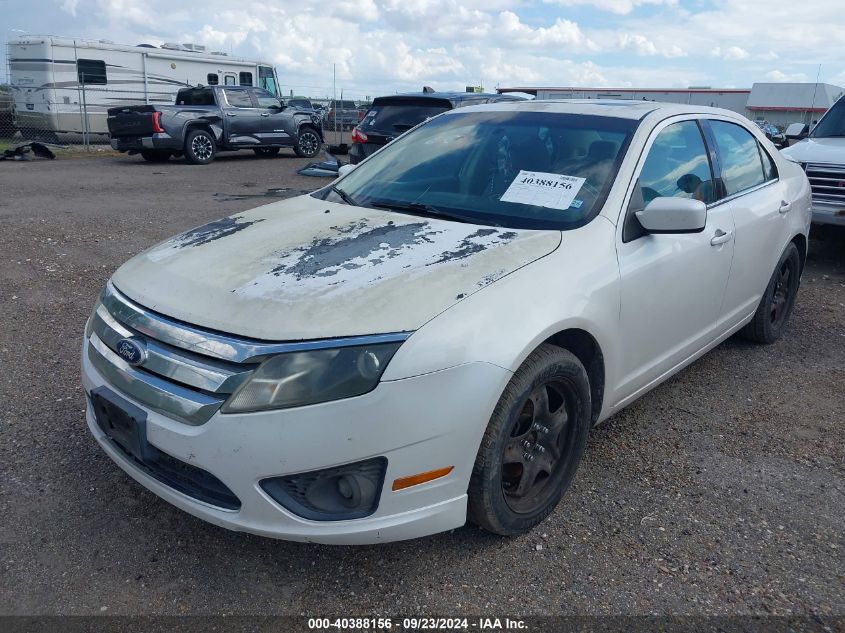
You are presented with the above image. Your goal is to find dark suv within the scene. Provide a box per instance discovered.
[349,91,524,164]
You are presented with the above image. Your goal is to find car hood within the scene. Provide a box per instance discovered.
[782,137,845,164]
[111,195,562,341]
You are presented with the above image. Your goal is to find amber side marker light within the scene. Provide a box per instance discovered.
[392,466,454,491]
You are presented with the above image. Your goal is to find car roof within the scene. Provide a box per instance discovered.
[444,98,748,122]
[373,91,524,106]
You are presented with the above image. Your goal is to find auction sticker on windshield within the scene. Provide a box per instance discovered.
[500,170,586,211]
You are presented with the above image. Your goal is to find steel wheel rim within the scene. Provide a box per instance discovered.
[192,135,213,160]
[501,379,576,514]
[300,132,319,155]
[770,258,794,325]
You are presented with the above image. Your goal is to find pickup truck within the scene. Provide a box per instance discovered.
[782,94,845,226]
[107,86,324,164]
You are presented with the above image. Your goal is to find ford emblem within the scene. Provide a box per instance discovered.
[116,338,147,366]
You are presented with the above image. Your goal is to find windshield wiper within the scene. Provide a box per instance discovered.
[369,200,477,224]
[330,185,358,206]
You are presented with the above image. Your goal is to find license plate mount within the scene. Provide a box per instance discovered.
[91,387,157,463]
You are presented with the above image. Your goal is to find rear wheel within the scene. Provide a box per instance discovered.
[253,147,280,157]
[740,242,801,343]
[468,344,591,536]
[294,126,321,158]
[183,128,216,165]
[140,150,171,162]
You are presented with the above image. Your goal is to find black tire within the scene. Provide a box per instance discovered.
[740,242,801,344]
[140,150,171,162]
[468,344,591,536]
[183,128,216,165]
[253,147,280,157]
[293,126,321,158]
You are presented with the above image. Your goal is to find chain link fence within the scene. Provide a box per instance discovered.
[0,84,176,148]
[0,83,364,151]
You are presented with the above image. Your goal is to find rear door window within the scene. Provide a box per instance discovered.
[709,120,767,196]
[360,101,451,134]
[176,88,215,106]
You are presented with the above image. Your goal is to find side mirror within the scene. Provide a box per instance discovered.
[338,164,357,178]
[635,197,706,234]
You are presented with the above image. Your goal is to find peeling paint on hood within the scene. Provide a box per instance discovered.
[111,195,562,341]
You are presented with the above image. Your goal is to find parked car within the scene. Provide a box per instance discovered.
[754,120,786,148]
[83,100,810,544]
[349,91,524,164]
[782,94,845,225]
[325,99,360,131]
[784,122,810,147]
[287,97,315,111]
[107,86,324,164]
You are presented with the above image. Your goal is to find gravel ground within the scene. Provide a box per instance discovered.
[0,152,843,622]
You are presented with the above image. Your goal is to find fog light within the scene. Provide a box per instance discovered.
[260,457,387,521]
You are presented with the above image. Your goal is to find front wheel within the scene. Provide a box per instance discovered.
[183,128,216,165]
[253,147,280,157]
[740,242,801,343]
[468,344,591,536]
[294,126,321,158]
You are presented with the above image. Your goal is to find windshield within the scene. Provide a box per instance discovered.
[324,110,636,230]
[811,97,845,138]
[361,100,451,133]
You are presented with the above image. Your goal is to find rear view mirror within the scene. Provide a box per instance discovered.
[635,197,706,234]
[785,123,808,138]
[338,164,357,178]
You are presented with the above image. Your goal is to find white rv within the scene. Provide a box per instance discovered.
[8,35,281,137]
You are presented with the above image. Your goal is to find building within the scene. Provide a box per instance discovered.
[497,82,845,129]
[744,83,844,127]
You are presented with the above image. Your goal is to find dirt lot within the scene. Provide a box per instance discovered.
[0,150,843,623]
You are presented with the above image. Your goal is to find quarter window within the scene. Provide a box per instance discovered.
[224,89,254,108]
[77,59,107,85]
[239,71,253,86]
[207,73,219,86]
[760,145,778,181]
[709,120,767,195]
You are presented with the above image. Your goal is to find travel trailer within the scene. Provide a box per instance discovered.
[8,35,281,138]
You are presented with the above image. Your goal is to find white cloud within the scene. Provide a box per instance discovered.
[544,0,677,15]
[711,46,750,61]
[60,0,79,16]
[766,70,809,83]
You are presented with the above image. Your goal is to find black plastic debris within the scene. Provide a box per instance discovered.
[297,151,344,178]
[0,142,59,161]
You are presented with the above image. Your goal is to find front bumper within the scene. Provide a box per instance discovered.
[82,345,511,544]
[811,201,845,226]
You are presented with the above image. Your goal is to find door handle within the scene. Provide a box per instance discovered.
[226,112,236,117]
[260,113,270,117]
[710,229,732,246]
[779,200,792,214]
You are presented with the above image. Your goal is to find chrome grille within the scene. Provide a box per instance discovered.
[86,282,411,425]
[87,283,256,425]
[806,163,845,208]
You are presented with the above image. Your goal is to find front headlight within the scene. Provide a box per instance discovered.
[222,342,403,413]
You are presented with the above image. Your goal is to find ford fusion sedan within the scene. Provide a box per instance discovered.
[82,100,811,544]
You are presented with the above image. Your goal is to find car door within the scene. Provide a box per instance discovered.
[221,88,262,145]
[614,118,736,402]
[703,119,790,327]
[253,89,294,146]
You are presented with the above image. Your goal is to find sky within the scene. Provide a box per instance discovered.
[2,0,844,100]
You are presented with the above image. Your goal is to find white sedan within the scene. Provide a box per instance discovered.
[81,100,811,543]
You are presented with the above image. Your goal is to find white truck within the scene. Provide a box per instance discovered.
[782,95,845,226]
[8,35,281,139]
